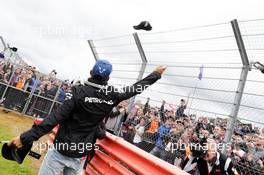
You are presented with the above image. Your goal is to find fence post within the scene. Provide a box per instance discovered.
[0,66,16,101]
[223,19,250,152]
[5,43,14,63]
[21,78,39,115]
[48,82,62,115]
[0,36,7,50]
[87,40,99,61]
[127,33,147,114]
[133,33,147,62]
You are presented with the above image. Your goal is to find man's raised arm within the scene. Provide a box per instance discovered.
[113,65,167,101]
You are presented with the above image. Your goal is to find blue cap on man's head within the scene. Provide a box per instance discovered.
[91,59,112,80]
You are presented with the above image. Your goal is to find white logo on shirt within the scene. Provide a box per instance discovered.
[84,97,113,105]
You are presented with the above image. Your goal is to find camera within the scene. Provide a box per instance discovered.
[253,61,264,73]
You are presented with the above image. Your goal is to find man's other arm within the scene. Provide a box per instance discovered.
[9,87,77,148]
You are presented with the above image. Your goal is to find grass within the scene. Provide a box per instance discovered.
[0,120,36,175]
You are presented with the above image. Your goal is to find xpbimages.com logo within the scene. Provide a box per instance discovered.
[167,140,232,154]
[84,81,153,96]
[32,142,100,154]
[98,84,152,95]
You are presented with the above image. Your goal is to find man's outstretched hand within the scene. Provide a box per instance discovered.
[155,65,167,75]
[8,136,23,149]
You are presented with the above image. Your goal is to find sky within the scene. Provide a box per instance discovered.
[0,0,263,79]
[0,0,263,125]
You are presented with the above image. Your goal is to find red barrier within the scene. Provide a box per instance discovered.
[88,150,135,175]
[47,125,189,175]
[86,133,189,175]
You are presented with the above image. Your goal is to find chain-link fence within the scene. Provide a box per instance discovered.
[1,18,264,174]
[0,39,69,119]
[89,19,264,174]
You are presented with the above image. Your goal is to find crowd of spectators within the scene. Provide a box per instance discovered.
[0,60,72,118]
[0,57,263,174]
[115,98,264,175]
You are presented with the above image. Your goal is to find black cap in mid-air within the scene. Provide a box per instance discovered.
[133,21,152,31]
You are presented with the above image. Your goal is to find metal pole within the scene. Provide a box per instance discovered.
[133,33,147,62]
[5,44,13,62]
[87,40,99,61]
[0,67,16,101]
[21,78,39,115]
[127,33,148,114]
[0,36,7,50]
[231,20,249,66]
[223,19,250,152]
[48,82,62,115]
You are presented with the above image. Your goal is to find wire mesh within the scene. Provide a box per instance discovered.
[92,34,142,63]
[138,22,243,64]
[1,19,263,174]
[0,36,5,52]
[0,51,67,119]
[96,20,264,174]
